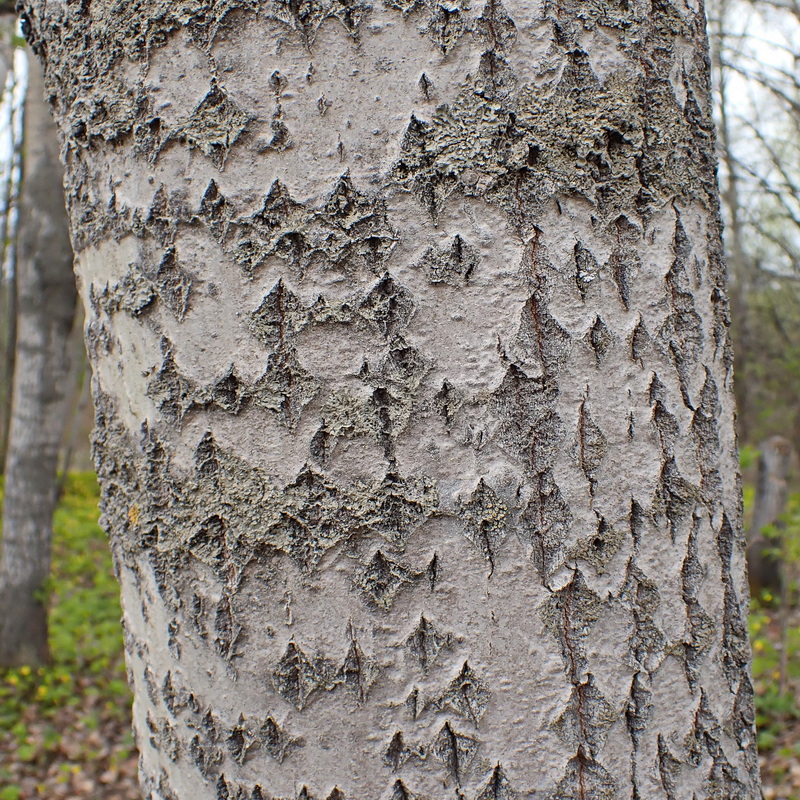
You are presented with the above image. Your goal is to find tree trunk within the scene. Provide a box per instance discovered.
[708,0,755,447]
[21,1,761,798]
[746,435,794,595]
[0,51,77,666]
[0,15,22,473]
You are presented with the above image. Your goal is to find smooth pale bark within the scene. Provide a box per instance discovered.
[0,52,77,666]
[21,0,760,798]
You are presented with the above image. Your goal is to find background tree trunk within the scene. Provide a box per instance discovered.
[746,435,795,594]
[0,51,77,666]
[0,14,23,473]
[22,0,761,798]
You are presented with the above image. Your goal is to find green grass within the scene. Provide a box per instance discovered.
[0,473,134,791]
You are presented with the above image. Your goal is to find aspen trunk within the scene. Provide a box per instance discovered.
[20,0,761,797]
[0,52,77,666]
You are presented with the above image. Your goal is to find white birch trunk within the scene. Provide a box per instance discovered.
[20,0,761,797]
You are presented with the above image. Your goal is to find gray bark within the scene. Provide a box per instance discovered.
[21,0,761,798]
[0,52,77,666]
[746,435,794,594]
[0,15,20,472]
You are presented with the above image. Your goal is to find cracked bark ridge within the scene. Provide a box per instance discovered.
[405,615,454,670]
[431,721,479,786]
[461,479,508,575]
[272,640,339,710]
[220,174,398,277]
[416,234,478,284]
[356,550,424,610]
[433,661,490,725]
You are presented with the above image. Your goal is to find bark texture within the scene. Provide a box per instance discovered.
[20,0,760,797]
[0,52,77,666]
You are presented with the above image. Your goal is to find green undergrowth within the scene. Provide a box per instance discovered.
[0,473,134,795]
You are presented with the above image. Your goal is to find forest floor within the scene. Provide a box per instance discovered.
[0,474,798,799]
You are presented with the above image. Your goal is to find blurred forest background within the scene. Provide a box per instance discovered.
[3,0,800,798]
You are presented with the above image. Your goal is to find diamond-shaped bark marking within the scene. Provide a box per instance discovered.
[475,0,517,52]
[313,174,398,273]
[435,379,463,427]
[655,456,698,542]
[623,561,666,670]
[432,722,479,785]
[186,514,227,569]
[514,295,571,378]
[141,185,176,247]
[161,671,188,718]
[630,315,651,362]
[252,179,304,235]
[390,114,458,220]
[550,754,617,800]
[260,716,298,763]
[176,82,251,168]
[587,316,612,366]
[272,640,338,710]
[625,671,652,748]
[357,550,421,610]
[521,469,572,581]
[359,273,415,338]
[574,242,600,302]
[462,479,508,575]
[227,714,260,765]
[339,623,376,701]
[215,594,242,660]
[406,686,421,720]
[148,249,192,320]
[681,521,716,689]
[199,179,235,244]
[193,432,224,492]
[389,780,417,800]
[326,789,345,800]
[541,571,602,682]
[475,764,517,800]
[207,368,251,414]
[417,234,478,284]
[385,730,407,771]
[368,472,439,546]
[552,675,615,758]
[249,279,309,348]
[576,400,607,490]
[325,172,373,223]
[406,615,453,670]
[252,347,320,428]
[229,182,305,276]
[147,345,197,425]
[384,730,424,771]
[476,50,517,102]
[264,468,357,568]
[426,1,469,54]
[435,661,490,724]
[491,364,562,470]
